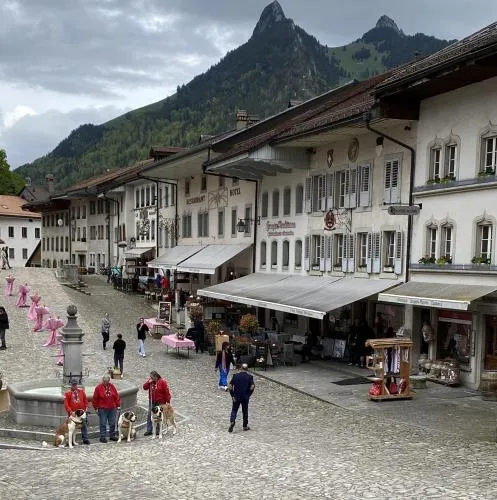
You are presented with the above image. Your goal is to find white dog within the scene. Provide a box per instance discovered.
[117,411,137,443]
[54,410,86,448]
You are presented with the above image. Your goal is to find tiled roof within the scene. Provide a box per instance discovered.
[206,73,392,165]
[19,184,51,203]
[66,159,154,194]
[275,73,391,141]
[0,195,41,218]
[377,21,497,91]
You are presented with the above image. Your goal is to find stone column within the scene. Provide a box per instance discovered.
[60,304,85,390]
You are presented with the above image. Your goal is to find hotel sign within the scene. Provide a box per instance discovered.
[267,220,296,237]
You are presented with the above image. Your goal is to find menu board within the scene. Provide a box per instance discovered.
[158,301,172,323]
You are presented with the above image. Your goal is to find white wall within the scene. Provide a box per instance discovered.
[0,215,41,267]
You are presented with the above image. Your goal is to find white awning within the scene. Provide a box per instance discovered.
[378,281,497,311]
[198,273,399,319]
[176,243,252,274]
[147,245,205,270]
[124,247,154,258]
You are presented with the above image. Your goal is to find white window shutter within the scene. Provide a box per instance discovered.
[359,165,371,207]
[391,160,400,204]
[341,234,348,272]
[343,170,351,208]
[304,177,312,213]
[326,172,334,209]
[347,234,355,272]
[372,232,381,273]
[366,232,373,273]
[325,235,332,271]
[384,161,392,204]
[349,168,358,209]
[319,234,326,271]
[394,231,403,274]
[319,175,327,211]
[304,235,310,271]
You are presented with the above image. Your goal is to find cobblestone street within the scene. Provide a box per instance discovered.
[0,268,497,499]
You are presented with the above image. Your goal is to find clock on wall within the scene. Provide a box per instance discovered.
[348,138,359,162]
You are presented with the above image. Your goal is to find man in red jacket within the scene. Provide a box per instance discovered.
[92,374,120,443]
[64,378,90,444]
[143,370,171,436]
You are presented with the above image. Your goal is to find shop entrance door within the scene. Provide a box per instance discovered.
[484,315,497,370]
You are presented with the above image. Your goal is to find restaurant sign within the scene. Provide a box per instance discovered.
[186,195,206,205]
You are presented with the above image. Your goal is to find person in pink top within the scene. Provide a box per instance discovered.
[33,304,49,332]
[4,275,15,296]
[27,292,41,321]
[42,316,64,347]
[15,283,29,307]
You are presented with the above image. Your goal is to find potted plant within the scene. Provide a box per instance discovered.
[206,319,223,355]
[418,256,436,264]
[239,314,259,336]
[471,256,491,265]
[441,174,456,183]
[436,255,452,265]
[188,304,203,322]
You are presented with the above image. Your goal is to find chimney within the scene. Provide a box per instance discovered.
[236,110,248,130]
[46,174,54,195]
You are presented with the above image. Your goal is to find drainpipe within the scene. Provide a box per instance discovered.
[365,119,416,283]
[203,148,259,273]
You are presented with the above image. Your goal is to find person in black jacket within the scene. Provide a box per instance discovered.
[112,334,126,376]
[136,318,149,357]
[0,306,9,350]
[228,363,255,432]
[194,317,205,354]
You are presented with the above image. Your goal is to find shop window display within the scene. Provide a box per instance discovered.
[436,311,471,366]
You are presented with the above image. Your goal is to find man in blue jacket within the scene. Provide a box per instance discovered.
[228,363,255,432]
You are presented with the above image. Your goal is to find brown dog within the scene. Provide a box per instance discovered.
[161,403,177,436]
[54,410,86,448]
[150,403,177,439]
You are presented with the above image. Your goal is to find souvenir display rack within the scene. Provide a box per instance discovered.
[365,337,414,401]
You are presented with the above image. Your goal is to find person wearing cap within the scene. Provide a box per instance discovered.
[92,374,120,443]
[227,363,255,433]
[63,379,90,444]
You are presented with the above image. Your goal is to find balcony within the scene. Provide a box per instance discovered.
[411,262,497,273]
[414,172,497,196]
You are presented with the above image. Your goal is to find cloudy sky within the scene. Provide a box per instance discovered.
[1,0,496,169]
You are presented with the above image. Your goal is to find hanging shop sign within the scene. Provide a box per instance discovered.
[324,209,336,231]
[267,220,296,236]
[229,187,241,196]
[186,195,206,205]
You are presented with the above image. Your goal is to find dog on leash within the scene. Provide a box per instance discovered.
[117,411,137,443]
[54,409,86,448]
[150,403,177,439]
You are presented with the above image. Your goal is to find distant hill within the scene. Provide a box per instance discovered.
[329,15,456,81]
[15,3,455,190]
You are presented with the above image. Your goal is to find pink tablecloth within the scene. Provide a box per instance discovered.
[144,318,170,334]
[161,334,195,350]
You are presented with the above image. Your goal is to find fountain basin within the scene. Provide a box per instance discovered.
[8,378,138,427]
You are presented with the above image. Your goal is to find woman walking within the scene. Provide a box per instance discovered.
[0,306,9,350]
[215,341,235,390]
[101,312,111,350]
[136,318,149,357]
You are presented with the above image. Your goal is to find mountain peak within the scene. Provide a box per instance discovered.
[253,1,287,36]
[375,15,403,35]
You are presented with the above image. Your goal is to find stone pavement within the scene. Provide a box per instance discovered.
[0,268,496,499]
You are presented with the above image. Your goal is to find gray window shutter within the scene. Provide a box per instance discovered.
[319,234,326,271]
[390,160,400,204]
[366,232,373,273]
[326,173,334,209]
[372,232,381,273]
[394,231,403,275]
[304,177,312,213]
[319,175,327,212]
[343,170,351,209]
[384,161,392,204]
[304,235,310,271]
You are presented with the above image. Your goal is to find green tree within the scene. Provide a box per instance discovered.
[0,149,25,195]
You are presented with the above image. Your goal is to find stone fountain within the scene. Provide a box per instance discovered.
[8,305,138,427]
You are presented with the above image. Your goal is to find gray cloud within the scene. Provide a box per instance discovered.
[1,106,127,168]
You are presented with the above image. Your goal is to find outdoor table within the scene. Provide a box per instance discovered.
[144,318,170,337]
[161,334,195,357]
